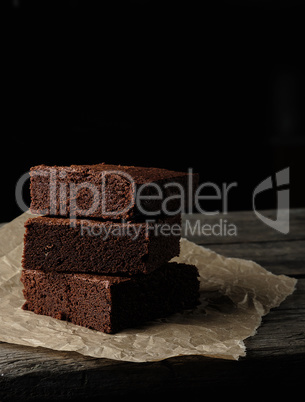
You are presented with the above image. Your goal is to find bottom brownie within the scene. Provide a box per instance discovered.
[20,262,200,334]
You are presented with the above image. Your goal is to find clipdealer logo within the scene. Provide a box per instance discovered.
[252,167,290,234]
[14,167,290,237]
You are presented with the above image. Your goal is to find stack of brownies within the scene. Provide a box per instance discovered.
[21,163,200,333]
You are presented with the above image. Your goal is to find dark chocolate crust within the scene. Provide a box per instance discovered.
[29,163,199,220]
[21,262,200,334]
[22,215,181,275]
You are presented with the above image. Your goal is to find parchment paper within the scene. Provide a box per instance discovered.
[0,211,297,361]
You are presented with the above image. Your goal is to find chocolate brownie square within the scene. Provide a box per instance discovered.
[21,262,200,334]
[22,215,181,275]
[30,163,199,220]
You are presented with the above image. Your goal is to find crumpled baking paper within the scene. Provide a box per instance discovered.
[0,211,297,362]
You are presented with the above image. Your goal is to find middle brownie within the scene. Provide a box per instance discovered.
[22,215,181,275]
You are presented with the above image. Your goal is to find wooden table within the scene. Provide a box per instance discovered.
[1,209,304,400]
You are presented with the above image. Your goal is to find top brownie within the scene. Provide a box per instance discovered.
[30,163,199,220]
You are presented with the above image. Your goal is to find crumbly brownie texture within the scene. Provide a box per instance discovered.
[22,215,181,275]
[21,262,200,334]
[30,163,199,220]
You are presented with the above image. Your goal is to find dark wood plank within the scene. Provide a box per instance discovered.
[182,208,305,244]
[204,240,305,277]
[244,279,305,357]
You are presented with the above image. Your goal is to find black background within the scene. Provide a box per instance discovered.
[2,0,305,223]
